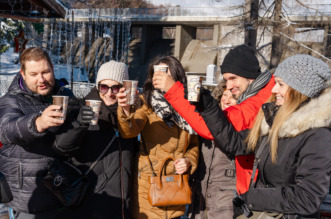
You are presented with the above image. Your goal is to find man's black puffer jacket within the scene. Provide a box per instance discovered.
[0,73,78,214]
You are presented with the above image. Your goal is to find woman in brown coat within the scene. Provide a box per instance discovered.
[117,56,199,219]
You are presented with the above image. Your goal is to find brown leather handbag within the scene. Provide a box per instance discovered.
[144,132,192,207]
[147,156,192,206]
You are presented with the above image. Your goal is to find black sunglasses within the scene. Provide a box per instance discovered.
[98,84,123,94]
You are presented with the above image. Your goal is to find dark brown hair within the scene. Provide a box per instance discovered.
[143,56,187,108]
[20,47,53,73]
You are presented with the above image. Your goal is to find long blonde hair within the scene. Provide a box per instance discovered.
[246,87,309,163]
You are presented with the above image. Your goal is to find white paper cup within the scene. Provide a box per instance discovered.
[187,75,203,102]
[153,65,169,73]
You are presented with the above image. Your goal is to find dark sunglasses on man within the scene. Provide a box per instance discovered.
[98,84,123,94]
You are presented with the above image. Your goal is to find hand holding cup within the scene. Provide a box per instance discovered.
[117,87,132,117]
[152,71,175,93]
[35,105,65,133]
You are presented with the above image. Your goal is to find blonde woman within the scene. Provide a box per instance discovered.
[198,54,331,218]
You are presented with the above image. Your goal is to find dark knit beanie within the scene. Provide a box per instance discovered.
[221,44,261,79]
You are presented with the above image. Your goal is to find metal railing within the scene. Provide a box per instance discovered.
[68,4,331,21]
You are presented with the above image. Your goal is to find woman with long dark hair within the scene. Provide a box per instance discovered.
[117,56,199,218]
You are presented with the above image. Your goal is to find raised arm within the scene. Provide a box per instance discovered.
[164,82,214,139]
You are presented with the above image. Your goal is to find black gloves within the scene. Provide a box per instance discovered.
[184,83,215,112]
[76,105,94,126]
[233,191,253,218]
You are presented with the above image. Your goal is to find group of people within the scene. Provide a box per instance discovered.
[0,45,330,219]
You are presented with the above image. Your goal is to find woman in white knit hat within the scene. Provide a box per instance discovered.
[195,54,331,218]
[53,60,137,219]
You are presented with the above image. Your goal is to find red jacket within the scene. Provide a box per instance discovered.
[0,142,2,148]
[164,76,275,193]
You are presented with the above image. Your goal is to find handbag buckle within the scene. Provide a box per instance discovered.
[166,176,174,182]
[53,175,63,187]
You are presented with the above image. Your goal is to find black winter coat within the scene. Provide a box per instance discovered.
[53,87,137,219]
[0,73,77,214]
[200,85,331,219]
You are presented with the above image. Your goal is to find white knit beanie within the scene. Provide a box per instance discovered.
[96,60,129,87]
[274,54,330,97]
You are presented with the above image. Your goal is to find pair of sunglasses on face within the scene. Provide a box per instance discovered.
[98,84,122,94]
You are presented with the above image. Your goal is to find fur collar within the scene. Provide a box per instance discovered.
[261,82,331,138]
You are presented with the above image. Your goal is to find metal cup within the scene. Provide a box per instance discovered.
[122,80,138,105]
[52,95,69,120]
[85,100,102,125]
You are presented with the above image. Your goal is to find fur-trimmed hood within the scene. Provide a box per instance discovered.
[261,81,331,138]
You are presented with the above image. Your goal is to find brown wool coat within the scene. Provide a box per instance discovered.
[118,101,199,219]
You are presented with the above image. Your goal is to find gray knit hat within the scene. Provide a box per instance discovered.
[274,54,330,97]
[96,60,129,87]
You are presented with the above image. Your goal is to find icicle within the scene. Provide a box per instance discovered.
[66,10,70,82]
[87,9,93,79]
[121,20,125,62]
[109,19,115,62]
[56,20,62,64]
[125,20,131,64]
[49,19,54,55]
[79,22,84,81]
[116,20,120,61]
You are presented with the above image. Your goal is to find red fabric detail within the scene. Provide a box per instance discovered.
[165,76,275,193]
[0,142,2,148]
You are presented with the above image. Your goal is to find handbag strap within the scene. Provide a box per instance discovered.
[141,134,157,177]
[84,132,118,176]
[249,138,268,189]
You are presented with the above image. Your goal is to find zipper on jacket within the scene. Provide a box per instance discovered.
[18,162,22,189]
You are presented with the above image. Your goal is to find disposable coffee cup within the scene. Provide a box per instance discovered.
[153,65,168,73]
[123,80,138,105]
[85,100,102,125]
[52,95,69,120]
[186,75,203,102]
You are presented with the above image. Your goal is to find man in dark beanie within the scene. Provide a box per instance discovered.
[220,44,271,101]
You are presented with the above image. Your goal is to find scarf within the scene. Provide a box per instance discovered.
[237,70,272,104]
[151,90,197,135]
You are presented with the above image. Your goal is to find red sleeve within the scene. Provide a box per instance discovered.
[224,75,275,130]
[164,76,275,139]
[164,81,214,140]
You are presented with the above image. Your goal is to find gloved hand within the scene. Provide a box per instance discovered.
[183,83,189,100]
[184,83,215,112]
[233,191,253,218]
[76,105,94,126]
